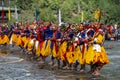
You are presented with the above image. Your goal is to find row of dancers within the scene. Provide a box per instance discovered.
[0,22,109,76]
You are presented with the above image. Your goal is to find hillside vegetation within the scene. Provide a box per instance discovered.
[11,0,120,24]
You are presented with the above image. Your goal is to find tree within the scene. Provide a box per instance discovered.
[10,0,120,24]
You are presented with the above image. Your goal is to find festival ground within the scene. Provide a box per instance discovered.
[0,41,120,80]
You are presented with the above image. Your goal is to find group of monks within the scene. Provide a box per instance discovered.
[0,21,109,76]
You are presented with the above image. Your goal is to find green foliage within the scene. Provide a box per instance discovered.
[10,0,120,24]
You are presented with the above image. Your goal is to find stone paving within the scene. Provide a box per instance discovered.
[0,41,120,80]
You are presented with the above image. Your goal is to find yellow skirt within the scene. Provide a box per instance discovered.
[66,44,75,64]
[16,35,22,46]
[45,40,51,56]
[21,36,26,48]
[23,37,29,49]
[66,52,74,64]
[0,35,3,44]
[85,45,109,64]
[27,38,34,51]
[40,41,46,56]
[58,41,67,60]
[41,40,51,56]
[79,45,87,65]
[73,46,82,64]
[52,42,57,58]
[0,35,9,45]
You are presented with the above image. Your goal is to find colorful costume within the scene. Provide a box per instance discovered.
[85,31,109,65]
